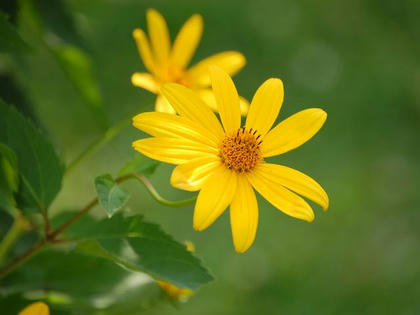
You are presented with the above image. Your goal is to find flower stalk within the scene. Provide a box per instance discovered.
[0,212,29,264]
[66,117,132,175]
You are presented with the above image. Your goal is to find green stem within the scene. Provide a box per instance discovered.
[0,240,47,280]
[0,197,98,280]
[0,214,27,264]
[125,174,196,207]
[66,117,131,175]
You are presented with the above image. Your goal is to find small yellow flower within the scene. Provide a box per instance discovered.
[131,9,248,114]
[18,302,49,315]
[132,67,329,253]
[157,281,194,302]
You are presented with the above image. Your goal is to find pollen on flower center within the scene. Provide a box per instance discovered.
[219,127,262,173]
[161,66,190,87]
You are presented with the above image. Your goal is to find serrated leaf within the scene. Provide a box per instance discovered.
[0,11,32,54]
[0,100,64,213]
[118,154,160,177]
[57,212,213,290]
[95,174,130,217]
[0,143,19,214]
[50,44,102,111]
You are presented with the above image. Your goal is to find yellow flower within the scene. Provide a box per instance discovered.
[131,9,248,114]
[18,302,49,315]
[132,66,329,253]
[157,281,194,302]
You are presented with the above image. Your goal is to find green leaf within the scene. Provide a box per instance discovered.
[57,212,213,290]
[0,143,19,214]
[95,174,130,217]
[1,249,163,313]
[0,11,32,54]
[118,154,160,177]
[0,100,64,213]
[49,44,102,112]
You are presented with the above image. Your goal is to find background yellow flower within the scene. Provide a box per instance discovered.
[131,9,248,114]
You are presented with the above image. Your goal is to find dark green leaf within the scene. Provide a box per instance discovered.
[58,212,213,290]
[98,237,213,290]
[118,154,160,177]
[0,100,64,213]
[94,174,130,217]
[0,11,31,54]
[37,0,84,47]
[0,143,19,214]
[1,249,163,313]
[49,44,102,112]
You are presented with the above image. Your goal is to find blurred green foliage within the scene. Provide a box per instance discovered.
[0,0,419,314]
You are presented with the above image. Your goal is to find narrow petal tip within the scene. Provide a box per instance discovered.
[130,73,136,85]
[234,243,251,254]
[132,28,144,39]
[312,107,328,121]
[193,222,205,231]
[234,248,246,254]
[305,211,315,222]
[190,13,203,24]
[146,8,159,17]
[308,108,328,131]
[235,51,247,67]
[265,77,284,91]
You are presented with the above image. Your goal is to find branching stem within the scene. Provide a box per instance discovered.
[0,173,196,280]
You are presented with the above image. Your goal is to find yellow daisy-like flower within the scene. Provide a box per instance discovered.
[131,9,247,114]
[132,66,329,253]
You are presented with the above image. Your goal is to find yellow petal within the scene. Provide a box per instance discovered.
[155,94,176,114]
[132,28,156,74]
[131,72,159,93]
[133,137,217,165]
[171,156,221,191]
[256,163,329,210]
[262,108,327,157]
[209,66,241,134]
[193,167,237,231]
[146,9,170,66]
[19,302,50,315]
[230,176,258,253]
[133,111,219,147]
[195,89,249,115]
[170,14,203,68]
[161,83,225,140]
[248,169,314,222]
[245,78,284,137]
[188,51,246,87]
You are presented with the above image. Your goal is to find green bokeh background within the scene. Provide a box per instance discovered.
[1,0,420,313]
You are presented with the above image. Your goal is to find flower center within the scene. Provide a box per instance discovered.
[219,127,262,173]
[159,66,190,87]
